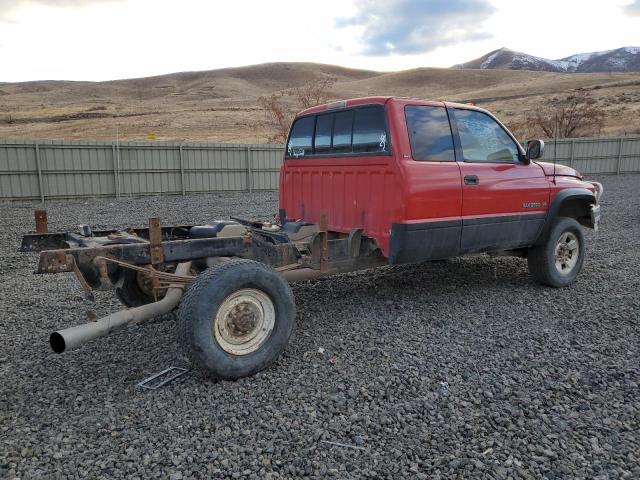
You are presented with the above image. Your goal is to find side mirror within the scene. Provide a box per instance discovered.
[526,139,545,160]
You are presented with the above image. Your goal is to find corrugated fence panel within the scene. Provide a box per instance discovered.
[251,147,282,190]
[621,137,640,172]
[1,137,638,201]
[540,141,572,164]
[0,141,40,199]
[41,142,116,198]
[118,144,182,196]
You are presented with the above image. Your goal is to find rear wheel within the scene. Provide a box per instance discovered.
[177,259,295,380]
[528,217,585,287]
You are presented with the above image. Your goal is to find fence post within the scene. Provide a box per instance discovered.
[616,137,624,175]
[569,140,574,168]
[112,143,119,199]
[35,143,45,203]
[246,146,253,193]
[179,144,185,196]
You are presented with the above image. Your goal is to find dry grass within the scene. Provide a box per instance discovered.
[1,63,639,142]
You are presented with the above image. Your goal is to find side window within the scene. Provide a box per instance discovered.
[332,110,353,154]
[314,114,333,154]
[405,105,455,161]
[353,106,388,153]
[454,109,520,163]
[287,116,314,158]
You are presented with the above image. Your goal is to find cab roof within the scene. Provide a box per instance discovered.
[296,96,488,117]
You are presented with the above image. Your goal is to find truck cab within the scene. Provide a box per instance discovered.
[280,96,602,284]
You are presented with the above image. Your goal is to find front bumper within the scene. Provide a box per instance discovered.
[591,204,601,231]
[589,181,603,231]
[591,181,604,203]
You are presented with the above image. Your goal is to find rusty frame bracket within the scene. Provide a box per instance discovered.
[68,255,95,301]
[35,209,48,234]
[319,211,329,273]
[148,217,164,265]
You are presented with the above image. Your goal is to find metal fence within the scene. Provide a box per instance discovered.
[536,135,640,175]
[1,135,639,201]
[0,140,283,201]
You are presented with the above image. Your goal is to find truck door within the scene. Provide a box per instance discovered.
[449,107,549,253]
[389,104,462,263]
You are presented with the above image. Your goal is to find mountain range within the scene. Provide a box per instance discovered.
[454,46,640,73]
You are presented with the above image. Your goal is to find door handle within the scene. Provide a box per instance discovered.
[464,175,479,185]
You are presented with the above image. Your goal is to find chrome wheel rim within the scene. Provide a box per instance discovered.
[554,232,580,275]
[213,288,275,355]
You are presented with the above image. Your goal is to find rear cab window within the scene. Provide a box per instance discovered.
[286,104,389,158]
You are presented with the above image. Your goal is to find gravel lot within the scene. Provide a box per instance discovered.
[1,175,639,479]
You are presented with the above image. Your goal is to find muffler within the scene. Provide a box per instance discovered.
[50,262,192,353]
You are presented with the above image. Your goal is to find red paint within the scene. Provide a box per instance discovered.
[458,162,549,217]
[279,97,596,258]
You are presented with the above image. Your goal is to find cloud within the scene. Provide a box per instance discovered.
[0,0,121,22]
[336,0,496,56]
[623,0,640,16]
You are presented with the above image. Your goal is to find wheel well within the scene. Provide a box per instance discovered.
[557,198,592,228]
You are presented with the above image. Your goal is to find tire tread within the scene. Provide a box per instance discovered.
[177,259,295,379]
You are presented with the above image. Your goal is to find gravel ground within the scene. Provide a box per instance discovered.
[1,175,639,479]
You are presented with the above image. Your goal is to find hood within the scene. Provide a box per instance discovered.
[535,161,582,178]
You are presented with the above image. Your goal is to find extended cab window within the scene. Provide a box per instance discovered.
[405,105,455,161]
[454,109,520,163]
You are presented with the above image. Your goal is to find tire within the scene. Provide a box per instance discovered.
[115,269,161,307]
[177,259,296,380]
[527,217,585,287]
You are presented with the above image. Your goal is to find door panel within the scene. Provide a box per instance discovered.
[393,161,462,262]
[450,107,550,253]
[458,160,550,252]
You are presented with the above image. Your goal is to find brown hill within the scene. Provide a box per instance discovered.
[1,62,639,142]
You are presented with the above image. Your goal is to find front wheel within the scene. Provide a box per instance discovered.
[527,217,585,287]
[177,259,296,380]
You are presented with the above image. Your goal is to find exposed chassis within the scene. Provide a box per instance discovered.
[22,211,385,295]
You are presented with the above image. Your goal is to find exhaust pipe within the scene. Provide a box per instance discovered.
[280,268,322,283]
[50,262,192,353]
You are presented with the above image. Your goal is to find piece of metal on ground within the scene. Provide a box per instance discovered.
[319,440,366,451]
[35,209,48,234]
[136,366,189,390]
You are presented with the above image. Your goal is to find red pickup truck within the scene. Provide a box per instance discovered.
[24,96,602,380]
[282,96,602,286]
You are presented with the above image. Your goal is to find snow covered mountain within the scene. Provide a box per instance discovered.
[453,47,640,73]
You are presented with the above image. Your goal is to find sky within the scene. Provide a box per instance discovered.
[0,0,639,82]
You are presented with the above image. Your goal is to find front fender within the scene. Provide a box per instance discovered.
[534,188,597,245]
